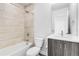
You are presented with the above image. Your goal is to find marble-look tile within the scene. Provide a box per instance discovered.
[0,3,25,48]
[0,3,34,48]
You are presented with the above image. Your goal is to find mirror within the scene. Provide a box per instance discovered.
[51,3,71,35]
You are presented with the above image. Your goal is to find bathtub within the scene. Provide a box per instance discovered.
[0,41,32,56]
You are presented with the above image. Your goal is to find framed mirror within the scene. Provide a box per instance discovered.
[51,3,71,35]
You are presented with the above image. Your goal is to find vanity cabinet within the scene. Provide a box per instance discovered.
[48,39,79,56]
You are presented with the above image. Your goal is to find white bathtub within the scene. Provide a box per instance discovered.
[0,41,32,56]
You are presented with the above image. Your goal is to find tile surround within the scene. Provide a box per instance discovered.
[0,3,34,48]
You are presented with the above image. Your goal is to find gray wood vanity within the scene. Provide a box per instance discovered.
[48,34,79,56]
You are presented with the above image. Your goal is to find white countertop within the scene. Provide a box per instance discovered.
[47,34,79,43]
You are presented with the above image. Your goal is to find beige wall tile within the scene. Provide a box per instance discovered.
[0,3,34,48]
[0,3,25,48]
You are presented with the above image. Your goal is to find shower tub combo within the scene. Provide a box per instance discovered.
[0,41,32,56]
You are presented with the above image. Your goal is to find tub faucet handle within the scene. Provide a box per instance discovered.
[27,33,30,37]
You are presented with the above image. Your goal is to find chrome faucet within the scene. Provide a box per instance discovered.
[61,30,63,36]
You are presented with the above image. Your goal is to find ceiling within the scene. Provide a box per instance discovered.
[14,3,70,10]
[18,3,32,8]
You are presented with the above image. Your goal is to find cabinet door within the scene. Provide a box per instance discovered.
[48,39,52,56]
[71,42,79,56]
[48,39,64,56]
[54,40,64,56]
[64,41,79,56]
[64,41,72,56]
[48,39,55,56]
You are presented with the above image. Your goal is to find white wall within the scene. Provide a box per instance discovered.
[34,4,51,55]
[34,3,52,38]
[70,3,78,36]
